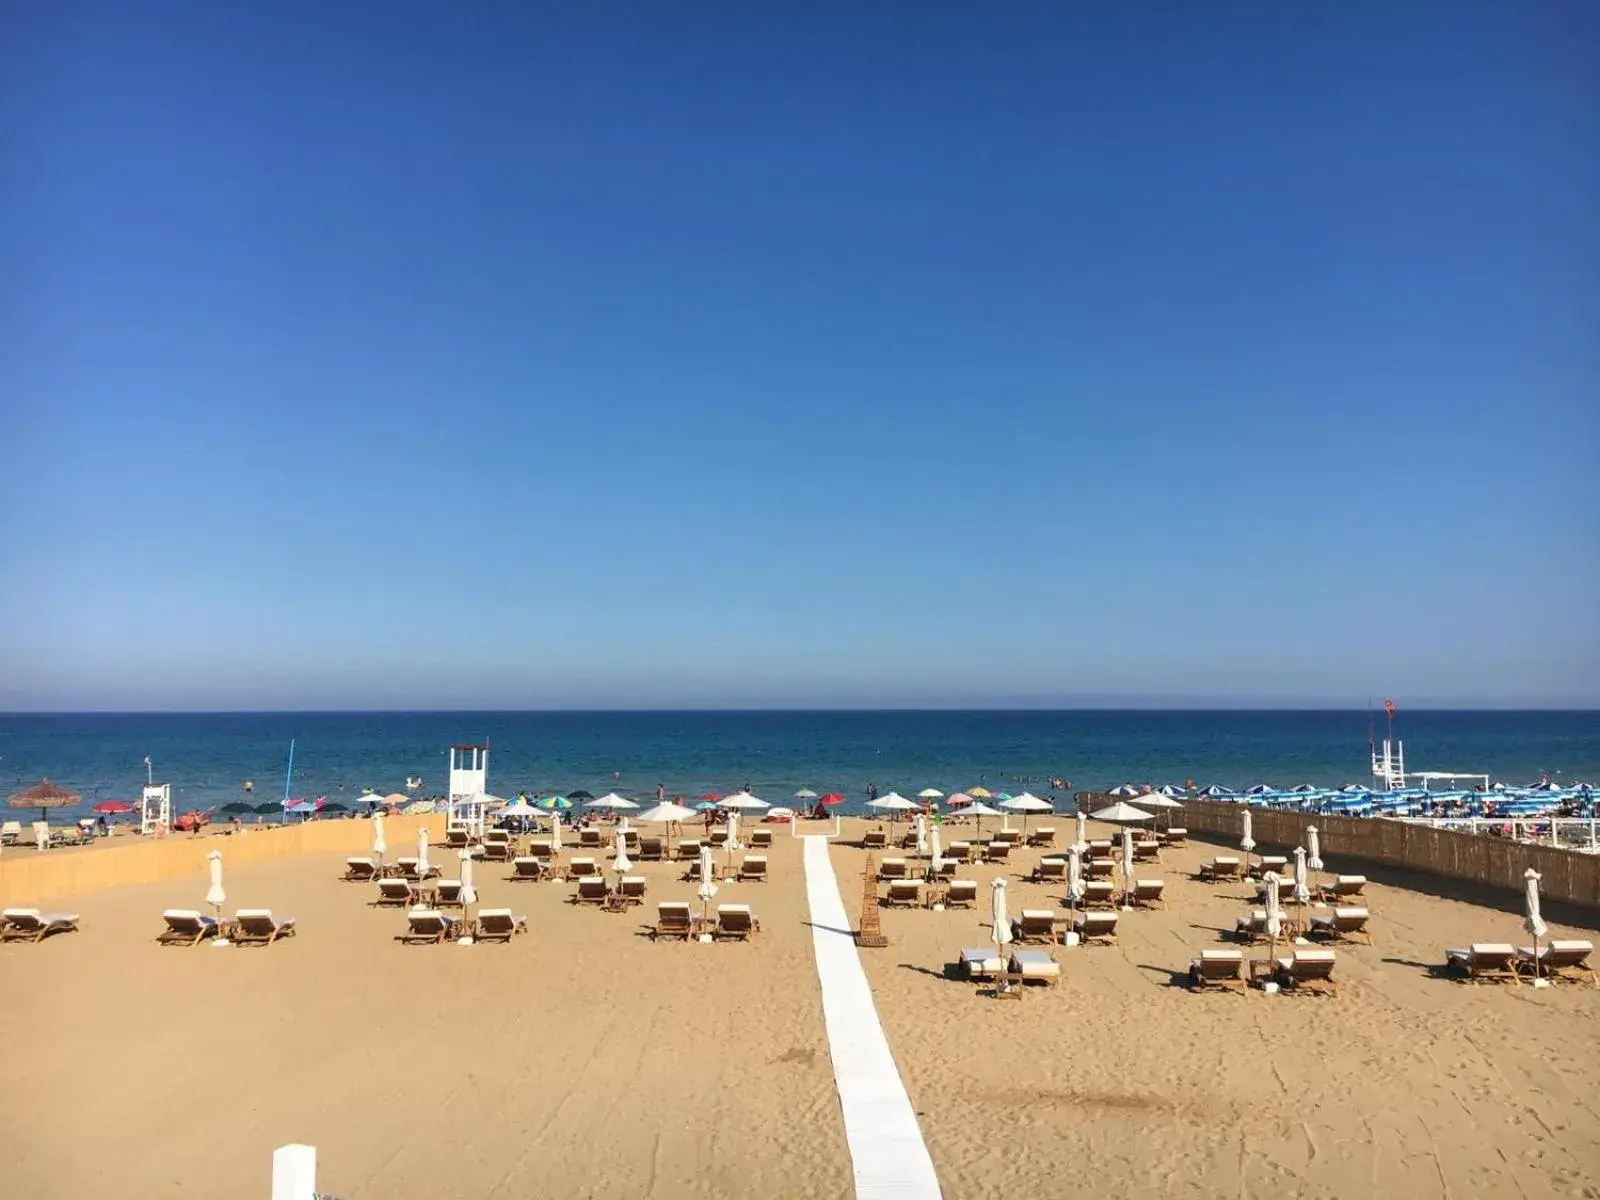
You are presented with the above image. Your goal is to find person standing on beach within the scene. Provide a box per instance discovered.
[657,783,665,804]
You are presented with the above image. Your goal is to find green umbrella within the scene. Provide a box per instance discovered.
[537,795,572,811]
[220,802,254,815]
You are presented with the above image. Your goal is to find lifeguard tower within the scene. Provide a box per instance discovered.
[141,783,172,836]
[447,743,490,840]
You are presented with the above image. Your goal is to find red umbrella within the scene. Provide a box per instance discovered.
[818,793,847,806]
[699,792,722,802]
[92,800,134,814]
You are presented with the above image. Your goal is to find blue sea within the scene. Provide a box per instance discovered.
[2,710,1597,819]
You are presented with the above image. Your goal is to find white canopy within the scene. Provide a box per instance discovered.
[1090,802,1153,823]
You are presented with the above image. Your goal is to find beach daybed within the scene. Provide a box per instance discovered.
[233,910,296,946]
[481,841,511,863]
[579,829,605,851]
[444,829,470,850]
[1011,909,1060,946]
[1073,911,1119,945]
[958,947,1004,982]
[399,910,460,945]
[373,879,416,907]
[1445,943,1519,984]
[1,908,80,943]
[1129,879,1166,909]
[1132,839,1161,862]
[0,820,21,845]
[475,909,528,942]
[652,902,695,941]
[884,880,923,908]
[945,880,979,908]
[1009,948,1061,987]
[1273,948,1337,995]
[573,877,609,905]
[946,841,973,863]
[343,857,379,882]
[1317,875,1367,902]
[157,909,218,946]
[736,855,768,882]
[714,904,760,941]
[981,842,1012,864]
[1189,948,1246,994]
[1199,856,1243,882]
[1308,906,1373,946]
[1516,940,1596,985]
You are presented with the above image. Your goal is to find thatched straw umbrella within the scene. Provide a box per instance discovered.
[9,778,81,824]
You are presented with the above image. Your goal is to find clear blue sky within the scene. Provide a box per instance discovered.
[3,4,1596,710]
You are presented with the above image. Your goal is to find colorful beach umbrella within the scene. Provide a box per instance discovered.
[699,792,722,802]
[92,800,133,814]
[567,790,595,801]
[946,792,972,808]
[967,787,992,798]
[817,793,846,806]
[537,795,572,811]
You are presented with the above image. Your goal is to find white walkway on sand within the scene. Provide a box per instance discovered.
[802,836,943,1199]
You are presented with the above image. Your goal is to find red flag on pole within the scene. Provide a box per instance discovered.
[1383,699,1396,718]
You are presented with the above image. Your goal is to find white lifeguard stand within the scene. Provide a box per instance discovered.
[1371,739,1406,790]
[447,743,489,839]
[141,783,172,836]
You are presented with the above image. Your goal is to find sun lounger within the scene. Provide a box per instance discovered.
[475,908,528,942]
[1445,943,1519,984]
[1252,856,1289,880]
[509,856,546,881]
[946,841,973,863]
[435,880,464,908]
[862,829,888,849]
[637,837,664,862]
[396,856,422,878]
[573,877,609,905]
[617,876,648,905]
[0,820,21,845]
[1316,875,1367,902]
[527,840,555,861]
[1234,909,1269,943]
[883,880,924,908]
[927,859,958,882]
[748,828,775,849]
[1162,827,1188,845]
[1082,880,1116,910]
[445,828,470,849]
[877,856,908,880]
[1189,948,1246,994]
[1132,840,1160,862]
[566,856,601,880]
[959,947,1004,981]
[1086,857,1114,879]
[1198,856,1243,882]
[1009,948,1061,986]
[1308,906,1372,946]
[1011,909,1060,945]
[1129,879,1166,909]
[652,902,695,941]
[1030,858,1067,884]
[373,878,417,907]
[945,879,979,908]
[579,829,605,851]
[675,840,702,861]
[1027,827,1056,848]
[982,842,1012,863]
[735,855,768,882]
[343,857,379,881]
[1516,939,1596,985]
[714,904,760,941]
[156,909,218,946]
[233,909,296,946]
[399,909,460,945]
[1072,910,1119,945]
[1088,839,1112,855]
[481,841,511,862]
[1274,948,1337,994]
[0,908,80,943]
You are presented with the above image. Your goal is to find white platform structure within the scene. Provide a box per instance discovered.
[140,783,171,836]
[446,743,492,839]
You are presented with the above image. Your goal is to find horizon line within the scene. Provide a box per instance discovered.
[3,705,1596,717]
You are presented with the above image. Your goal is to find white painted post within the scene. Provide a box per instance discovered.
[271,1144,316,1200]
[1590,820,1596,852]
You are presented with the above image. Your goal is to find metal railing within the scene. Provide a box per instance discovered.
[1397,816,1600,853]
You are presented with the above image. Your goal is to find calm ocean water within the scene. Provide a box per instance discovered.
[2,710,1597,819]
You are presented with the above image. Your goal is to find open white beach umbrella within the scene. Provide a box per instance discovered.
[991,877,1012,955]
[499,799,538,818]
[587,793,638,810]
[205,850,226,920]
[1240,809,1256,856]
[1074,811,1088,854]
[918,788,945,800]
[638,801,696,824]
[794,789,818,800]
[721,791,768,810]
[1003,792,1051,812]
[914,813,928,858]
[868,793,918,812]
[459,849,477,909]
[372,809,387,863]
[1068,845,1085,910]
[1306,825,1323,872]
[416,826,430,877]
[951,799,1000,837]
[1090,802,1153,824]
[1264,872,1284,944]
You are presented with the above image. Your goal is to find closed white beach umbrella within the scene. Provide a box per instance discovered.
[1524,868,1548,940]
[1306,825,1323,872]
[725,810,738,855]
[1120,829,1135,908]
[697,844,719,927]
[1240,809,1256,856]
[991,876,1012,954]
[1264,872,1283,945]
[372,809,387,863]
[1074,811,1088,854]
[459,849,477,908]
[619,815,631,837]
[915,813,927,858]
[929,826,943,875]
[416,826,430,877]
[698,842,715,887]
[613,829,632,878]
[1292,846,1310,906]
[1068,845,1085,910]
[205,850,226,920]
[550,813,562,852]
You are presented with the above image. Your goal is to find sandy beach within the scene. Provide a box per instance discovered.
[3,817,1597,1199]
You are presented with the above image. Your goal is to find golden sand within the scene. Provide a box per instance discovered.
[2,817,1597,1199]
